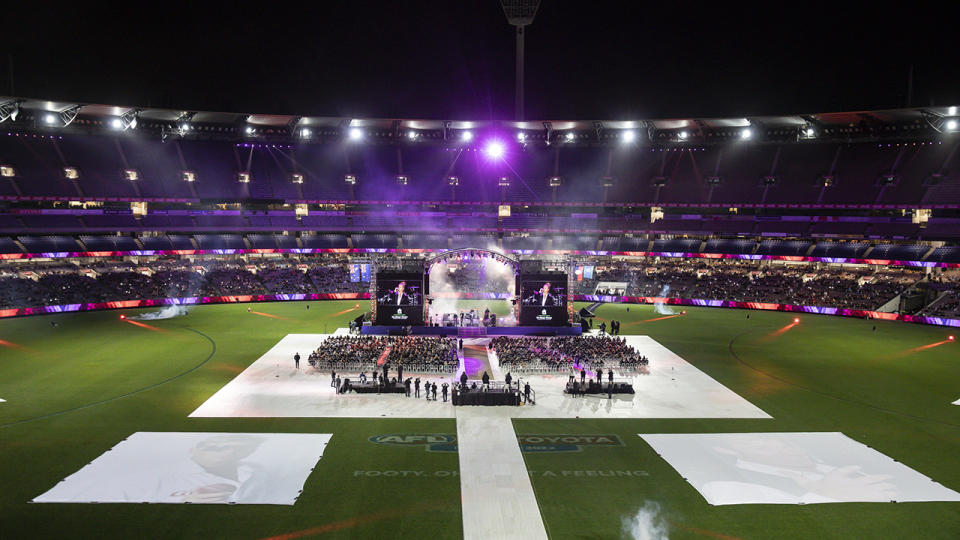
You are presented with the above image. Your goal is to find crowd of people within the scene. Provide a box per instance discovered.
[0,257,367,309]
[2,254,956,318]
[307,335,458,374]
[577,260,925,311]
[490,335,648,372]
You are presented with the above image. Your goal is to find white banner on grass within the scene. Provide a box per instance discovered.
[640,432,960,505]
[33,432,332,505]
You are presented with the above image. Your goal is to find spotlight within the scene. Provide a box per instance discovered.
[516,132,526,142]
[300,128,312,138]
[681,310,686,315]
[407,130,417,139]
[237,172,251,183]
[179,122,191,132]
[181,170,196,182]
[484,140,505,159]
[123,169,139,181]
[498,176,510,187]
[344,174,357,185]
[120,314,126,320]
[395,175,408,185]
[0,166,14,177]
[946,119,959,131]
[805,127,816,137]
[447,176,459,186]
[44,113,56,125]
[950,106,958,116]
[110,118,124,130]
[548,176,562,187]
[677,130,688,140]
[741,128,753,139]
[245,126,255,135]
[950,335,955,341]
[623,130,637,143]
[794,318,800,323]
[461,130,473,142]
[291,173,304,184]
[565,132,575,141]
[348,127,363,141]
[63,167,79,180]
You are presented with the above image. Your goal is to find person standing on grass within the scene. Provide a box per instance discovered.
[294,352,300,369]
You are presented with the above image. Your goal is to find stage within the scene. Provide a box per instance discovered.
[361,325,582,336]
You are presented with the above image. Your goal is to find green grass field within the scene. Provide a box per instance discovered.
[1,301,958,539]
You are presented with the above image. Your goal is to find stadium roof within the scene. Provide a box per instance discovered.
[0,95,957,143]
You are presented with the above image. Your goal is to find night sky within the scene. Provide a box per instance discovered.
[5,2,957,120]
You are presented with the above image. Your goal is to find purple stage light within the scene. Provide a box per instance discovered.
[484,140,505,159]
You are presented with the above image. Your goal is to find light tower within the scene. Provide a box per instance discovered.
[500,0,541,120]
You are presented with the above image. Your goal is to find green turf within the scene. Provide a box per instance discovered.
[1,301,958,539]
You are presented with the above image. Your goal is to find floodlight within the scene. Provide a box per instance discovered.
[44,113,56,125]
[805,127,816,137]
[123,169,139,181]
[548,176,562,187]
[447,176,459,186]
[741,128,753,139]
[949,106,957,115]
[111,118,124,130]
[516,132,526,142]
[407,130,417,139]
[565,132,575,141]
[291,173,304,184]
[396,175,409,185]
[237,172,251,183]
[300,128,312,138]
[180,123,191,132]
[485,140,505,159]
[461,131,473,142]
[0,166,14,177]
[63,167,79,180]
[677,131,688,140]
[181,170,196,182]
[344,174,357,185]
[623,130,636,143]
[245,126,255,135]
[946,119,958,131]
[348,127,363,141]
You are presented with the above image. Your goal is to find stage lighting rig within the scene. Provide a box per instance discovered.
[396,175,409,185]
[548,176,562,187]
[291,173,304,184]
[63,167,79,180]
[344,174,357,185]
[498,176,511,187]
[0,166,15,177]
[447,176,459,186]
[237,172,251,183]
[123,169,139,181]
[181,170,196,182]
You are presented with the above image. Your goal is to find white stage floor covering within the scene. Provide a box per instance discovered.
[190,333,769,419]
[457,411,548,540]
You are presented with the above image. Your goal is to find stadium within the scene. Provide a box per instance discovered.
[2,3,960,539]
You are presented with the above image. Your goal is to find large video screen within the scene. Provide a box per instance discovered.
[375,272,424,325]
[519,274,568,326]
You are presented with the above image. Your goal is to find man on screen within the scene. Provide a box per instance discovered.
[380,281,414,306]
[523,282,559,306]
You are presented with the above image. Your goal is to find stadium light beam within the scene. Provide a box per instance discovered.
[484,140,505,159]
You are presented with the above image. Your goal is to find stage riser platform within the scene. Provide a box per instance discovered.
[361,326,582,336]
